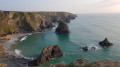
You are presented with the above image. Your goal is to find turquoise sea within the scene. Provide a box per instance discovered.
[10,13,120,67]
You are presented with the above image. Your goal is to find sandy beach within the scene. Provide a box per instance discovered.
[0,34,31,67]
[0,34,23,54]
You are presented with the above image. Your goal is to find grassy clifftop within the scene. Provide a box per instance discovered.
[0,11,76,37]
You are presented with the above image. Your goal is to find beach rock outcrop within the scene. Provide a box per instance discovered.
[82,46,88,51]
[28,45,63,66]
[89,60,120,67]
[49,62,66,67]
[55,20,70,34]
[99,38,113,46]
[48,58,120,67]
[73,58,90,66]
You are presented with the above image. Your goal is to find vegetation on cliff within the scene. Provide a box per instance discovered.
[0,11,76,37]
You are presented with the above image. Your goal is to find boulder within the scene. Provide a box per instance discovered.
[82,46,88,51]
[55,20,70,34]
[49,62,66,67]
[99,38,113,46]
[28,45,63,66]
[73,58,90,66]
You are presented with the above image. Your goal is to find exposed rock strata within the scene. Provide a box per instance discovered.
[55,20,70,34]
[28,45,63,66]
[0,11,76,37]
[49,58,120,67]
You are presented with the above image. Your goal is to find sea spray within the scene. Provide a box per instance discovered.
[89,44,101,50]
[15,49,35,60]
[80,44,101,51]
[15,49,21,56]
[20,36,27,42]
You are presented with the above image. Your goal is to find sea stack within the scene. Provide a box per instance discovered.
[82,46,88,51]
[55,20,70,34]
[28,45,63,66]
[99,38,113,46]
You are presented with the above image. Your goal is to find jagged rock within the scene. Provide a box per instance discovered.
[28,45,63,66]
[55,20,70,34]
[99,38,113,46]
[49,62,66,67]
[82,46,88,51]
[48,58,120,67]
[73,58,90,66]
[89,60,120,67]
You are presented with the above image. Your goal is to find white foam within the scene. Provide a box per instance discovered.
[88,44,101,50]
[81,44,101,51]
[20,36,27,42]
[15,49,34,60]
[15,49,22,56]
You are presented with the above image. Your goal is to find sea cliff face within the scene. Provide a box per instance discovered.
[0,11,76,37]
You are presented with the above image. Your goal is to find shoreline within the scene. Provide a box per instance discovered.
[0,27,55,58]
[0,33,23,54]
[0,33,30,67]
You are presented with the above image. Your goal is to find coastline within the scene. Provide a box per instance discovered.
[0,34,23,54]
[0,33,30,67]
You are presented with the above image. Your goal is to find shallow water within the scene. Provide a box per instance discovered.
[10,13,120,67]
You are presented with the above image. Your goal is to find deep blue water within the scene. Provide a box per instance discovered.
[11,13,120,67]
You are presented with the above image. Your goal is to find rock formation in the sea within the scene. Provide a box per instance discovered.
[0,11,76,37]
[55,20,70,34]
[99,38,113,46]
[49,58,120,67]
[28,45,63,66]
[82,46,88,51]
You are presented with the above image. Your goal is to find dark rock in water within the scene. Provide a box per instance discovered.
[82,46,88,51]
[28,45,63,66]
[99,38,113,46]
[55,20,70,34]
[92,47,96,50]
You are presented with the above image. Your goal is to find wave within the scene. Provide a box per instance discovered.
[15,49,21,56]
[20,36,27,42]
[80,44,101,51]
[88,44,101,50]
[15,49,34,60]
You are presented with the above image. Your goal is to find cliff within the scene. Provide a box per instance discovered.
[38,12,77,22]
[0,11,76,37]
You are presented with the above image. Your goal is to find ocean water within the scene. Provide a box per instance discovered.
[10,13,120,67]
